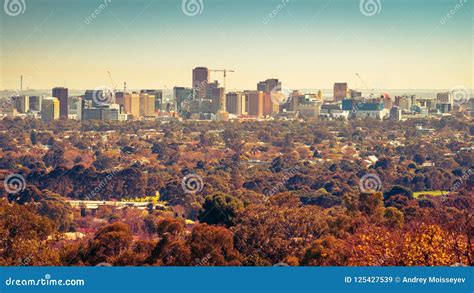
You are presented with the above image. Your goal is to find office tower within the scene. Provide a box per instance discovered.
[28,96,42,112]
[263,93,279,116]
[82,108,103,121]
[257,79,281,93]
[103,104,120,121]
[436,92,453,113]
[192,67,209,99]
[52,87,68,118]
[85,89,110,108]
[140,89,162,111]
[246,91,264,117]
[333,83,348,102]
[174,86,194,113]
[298,100,322,119]
[437,92,453,105]
[124,93,140,119]
[390,106,402,121]
[226,92,246,115]
[41,97,59,122]
[115,91,126,107]
[256,79,282,116]
[13,96,29,113]
[76,97,84,120]
[140,93,156,117]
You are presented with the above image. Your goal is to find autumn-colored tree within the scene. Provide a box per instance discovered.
[86,222,133,265]
[301,236,348,266]
[198,193,243,227]
[187,224,240,266]
[403,224,468,266]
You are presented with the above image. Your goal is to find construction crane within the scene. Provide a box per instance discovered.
[107,71,118,91]
[210,69,235,112]
[210,69,234,91]
[355,73,375,98]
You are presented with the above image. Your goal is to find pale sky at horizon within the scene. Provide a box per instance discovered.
[1,0,473,91]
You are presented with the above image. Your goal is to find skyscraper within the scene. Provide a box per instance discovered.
[257,79,281,93]
[139,93,156,117]
[208,80,223,114]
[192,67,209,100]
[333,83,348,102]
[29,96,42,112]
[124,93,140,119]
[52,87,68,118]
[41,97,60,122]
[226,92,247,115]
[13,96,29,113]
[246,91,264,117]
[257,79,281,116]
[174,86,194,113]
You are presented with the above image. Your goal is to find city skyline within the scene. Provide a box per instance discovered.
[1,0,473,90]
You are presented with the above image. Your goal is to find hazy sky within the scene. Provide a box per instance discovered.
[0,0,473,91]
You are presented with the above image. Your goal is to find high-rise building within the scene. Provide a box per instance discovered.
[246,91,264,117]
[437,92,453,105]
[124,93,140,119]
[52,87,68,118]
[390,106,402,121]
[226,92,247,115]
[41,97,60,122]
[29,96,42,112]
[262,93,279,116]
[115,91,126,108]
[13,96,29,113]
[75,97,84,120]
[85,89,110,108]
[257,79,281,93]
[333,83,348,102]
[192,67,209,100]
[174,86,194,113]
[140,93,156,117]
[82,108,103,121]
[140,90,163,111]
